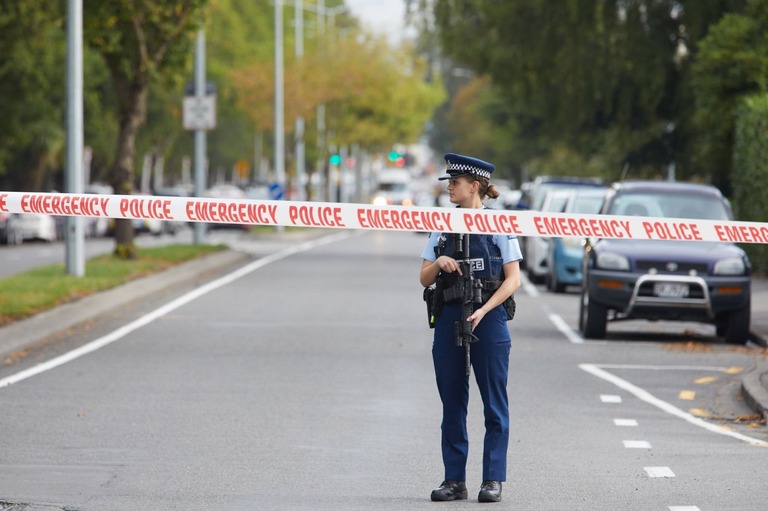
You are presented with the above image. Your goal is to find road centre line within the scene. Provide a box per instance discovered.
[0,231,357,390]
[580,363,768,446]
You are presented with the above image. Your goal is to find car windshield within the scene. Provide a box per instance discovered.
[379,183,408,192]
[609,192,731,220]
[571,195,604,215]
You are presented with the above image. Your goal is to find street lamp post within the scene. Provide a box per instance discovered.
[65,0,84,276]
[295,0,305,201]
[274,0,286,191]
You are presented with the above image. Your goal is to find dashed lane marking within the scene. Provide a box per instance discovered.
[669,507,701,511]
[678,390,696,400]
[580,363,768,446]
[645,467,675,478]
[614,419,638,426]
[601,394,622,403]
[693,375,718,384]
[623,440,652,449]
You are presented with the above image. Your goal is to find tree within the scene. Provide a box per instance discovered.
[426,0,746,183]
[0,2,66,191]
[85,0,209,258]
[691,0,768,193]
[230,28,444,175]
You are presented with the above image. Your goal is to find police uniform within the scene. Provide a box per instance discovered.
[421,153,522,502]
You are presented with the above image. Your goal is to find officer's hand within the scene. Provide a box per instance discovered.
[467,308,486,331]
[436,256,462,275]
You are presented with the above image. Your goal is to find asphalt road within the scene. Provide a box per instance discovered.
[0,229,190,277]
[1,230,767,510]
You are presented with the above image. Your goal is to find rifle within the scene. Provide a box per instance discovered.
[453,233,483,376]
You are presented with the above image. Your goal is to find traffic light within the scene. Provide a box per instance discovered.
[387,151,406,167]
[329,153,341,166]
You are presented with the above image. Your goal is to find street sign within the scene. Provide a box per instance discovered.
[183,95,216,131]
[268,182,285,200]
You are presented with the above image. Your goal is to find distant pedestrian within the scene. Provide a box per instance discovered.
[419,153,522,503]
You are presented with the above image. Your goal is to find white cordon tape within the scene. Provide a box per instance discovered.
[1,191,768,243]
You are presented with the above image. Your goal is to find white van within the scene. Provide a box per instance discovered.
[371,169,413,206]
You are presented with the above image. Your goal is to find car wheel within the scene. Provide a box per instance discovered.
[723,299,750,345]
[545,272,553,291]
[579,284,607,339]
[550,271,566,293]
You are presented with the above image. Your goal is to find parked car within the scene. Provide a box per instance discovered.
[16,213,58,242]
[578,181,751,344]
[84,183,113,238]
[0,212,23,245]
[371,169,414,206]
[521,175,605,211]
[204,184,249,231]
[518,175,606,269]
[544,187,608,292]
[525,188,574,283]
[154,186,189,235]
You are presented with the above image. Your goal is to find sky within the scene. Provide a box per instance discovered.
[345,0,410,43]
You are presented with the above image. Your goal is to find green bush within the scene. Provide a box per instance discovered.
[733,95,768,275]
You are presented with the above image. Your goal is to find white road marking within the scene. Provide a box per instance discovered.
[581,363,768,447]
[520,272,539,297]
[614,419,638,427]
[0,231,356,389]
[548,313,584,344]
[600,394,622,403]
[669,507,700,511]
[596,364,730,372]
[624,440,652,449]
[645,466,675,478]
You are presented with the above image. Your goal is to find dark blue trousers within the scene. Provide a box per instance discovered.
[432,304,511,482]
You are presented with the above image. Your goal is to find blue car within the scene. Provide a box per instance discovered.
[579,181,752,344]
[544,187,608,293]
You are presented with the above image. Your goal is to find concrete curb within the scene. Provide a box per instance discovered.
[0,249,251,361]
[741,358,768,420]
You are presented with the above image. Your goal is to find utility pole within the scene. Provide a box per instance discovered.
[193,29,207,245]
[295,0,306,201]
[274,0,286,191]
[65,0,84,276]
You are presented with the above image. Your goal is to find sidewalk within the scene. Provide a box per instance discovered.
[741,277,768,419]
[2,233,768,420]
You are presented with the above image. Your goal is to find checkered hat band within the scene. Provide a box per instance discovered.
[446,162,491,179]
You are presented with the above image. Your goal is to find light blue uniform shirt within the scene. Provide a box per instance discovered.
[421,232,523,263]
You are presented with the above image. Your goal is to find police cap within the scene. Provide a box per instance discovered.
[438,153,495,181]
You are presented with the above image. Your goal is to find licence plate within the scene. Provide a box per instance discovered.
[653,282,689,298]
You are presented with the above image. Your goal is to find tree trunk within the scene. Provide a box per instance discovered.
[109,76,148,260]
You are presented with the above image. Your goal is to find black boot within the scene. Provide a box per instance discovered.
[478,480,502,503]
[430,480,468,501]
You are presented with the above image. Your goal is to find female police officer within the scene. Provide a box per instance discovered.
[419,153,522,503]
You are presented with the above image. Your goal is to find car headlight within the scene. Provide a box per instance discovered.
[714,257,746,275]
[596,252,630,271]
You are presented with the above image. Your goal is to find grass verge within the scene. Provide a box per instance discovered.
[0,244,225,326]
